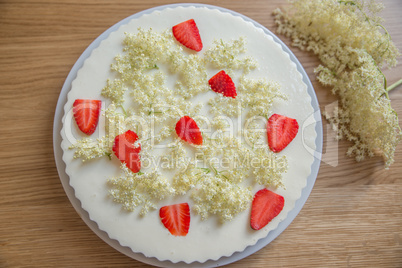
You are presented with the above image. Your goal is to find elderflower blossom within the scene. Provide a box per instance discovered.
[205,37,258,74]
[252,148,287,188]
[163,140,189,171]
[273,0,401,167]
[69,137,111,161]
[172,163,201,195]
[198,135,253,183]
[243,116,267,148]
[101,78,127,104]
[108,166,175,216]
[172,54,209,99]
[210,116,231,130]
[238,76,287,118]
[104,103,127,140]
[116,29,180,75]
[129,71,171,117]
[209,94,242,117]
[191,172,253,222]
[317,48,401,165]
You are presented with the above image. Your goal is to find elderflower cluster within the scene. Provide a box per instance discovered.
[164,140,190,171]
[101,78,127,105]
[274,0,401,167]
[317,48,401,165]
[252,148,287,188]
[69,137,111,161]
[205,37,258,75]
[108,166,175,216]
[196,133,254,183]
[192,172,253,222]
[172,54,209,99]
[172,163,202,195]
[239,77,287,117]
[104,103,127,141]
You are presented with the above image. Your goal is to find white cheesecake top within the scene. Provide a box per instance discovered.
[61,5,317,264]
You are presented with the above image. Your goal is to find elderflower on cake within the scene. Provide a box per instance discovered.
[61,5,318,264]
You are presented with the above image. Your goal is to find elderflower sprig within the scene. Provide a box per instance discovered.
[205,37,258,75]
[108,166,175,216]
[69,137,112,161]
[274,0,401,167]
[101,78,127,104]
[191,172,253,222]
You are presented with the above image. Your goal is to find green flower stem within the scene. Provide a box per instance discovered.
[119,104,127,117]
[387,78,402,92]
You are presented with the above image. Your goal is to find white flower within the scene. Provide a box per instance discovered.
[274,0,401,167]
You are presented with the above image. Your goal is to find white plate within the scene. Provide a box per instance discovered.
[53,3,323,267]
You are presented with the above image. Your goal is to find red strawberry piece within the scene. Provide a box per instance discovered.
[73,99,102,135]
[112,130,141,173]
[159,203,190,236]
[175,116,203,145]
[208,70,237,98]
[172,19,203,52]
[250,189,284,230]
[266,114,299,153]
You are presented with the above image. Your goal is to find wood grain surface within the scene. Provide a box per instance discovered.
[1,0,401,267]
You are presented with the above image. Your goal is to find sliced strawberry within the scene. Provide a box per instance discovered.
[73,99,102,135]
[175,116,203,145]
[172,19,203,52]
[250,189,284,230]
[208,70,237,98]
[159,203,190,236]
[112,130,141,173]
[266,114,299,153]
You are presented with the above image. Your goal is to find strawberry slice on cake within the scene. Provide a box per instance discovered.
[175,116,203,146]
[73,99,102,135]
[266,114,299,153]
[112,130,141,173]
[250,189,284,230]
[172,19,203,52]
[208,70,237,98]
[160,203,191,236]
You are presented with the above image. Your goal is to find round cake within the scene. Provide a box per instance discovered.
[60,4,318,265]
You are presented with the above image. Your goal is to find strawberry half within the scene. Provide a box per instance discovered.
[159,203,190,236]
[250,189,284,230]
[172,19,203,52]
[175,116,203,145]
[208,70,237,98]
[266,114,299,153]
[73,99,102,135]
[112,130,141,173]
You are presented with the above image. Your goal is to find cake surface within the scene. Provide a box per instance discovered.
[60,5,318,264]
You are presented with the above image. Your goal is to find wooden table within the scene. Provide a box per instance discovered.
[1,0,401,267]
